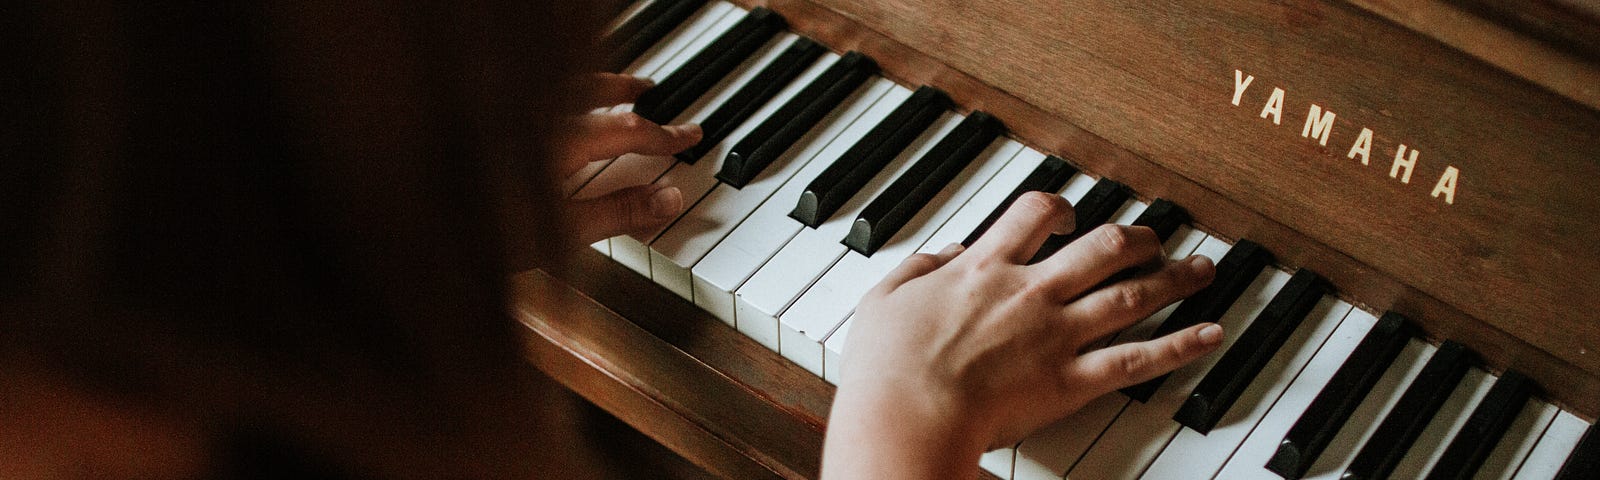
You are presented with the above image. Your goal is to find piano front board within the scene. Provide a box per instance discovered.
[734,0,1600,419]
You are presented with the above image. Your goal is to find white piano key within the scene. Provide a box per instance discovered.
[564,2,740,196]
[1164,225,1209,263]
[1512,410,1589,480]
[595,33,802,276]
[651,77,898,308]
[822,314,851,384]
[1213,308,1382,480]
[644,50,839,235]
[1058,171,1099,206]
[1105,196,1150,226]
[1010,234,1217,479]
[779,139,1024,349]
[572,7,758,200]
[1476,401,1560,480]
[735,111,966,370]
[692,85,915,325]
[640,53,844,300]
[1141,298,1355,479]
[779,321,827,376]
[1295,338,1433,479]
[913,148,1050,255]
[1012,394,1124,480]
[981,447,1016,480]
[1068,255,1291,480]
[629,2,741,84]
[1392,368,1498,478]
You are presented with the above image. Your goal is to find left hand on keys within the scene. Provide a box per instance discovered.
[555,73,703,244]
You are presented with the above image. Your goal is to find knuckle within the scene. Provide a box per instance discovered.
[1117,349,1151,377]
[1093,224,1132,255]
[616,111,650,131]
[1093,224,1159,258]
[903,252,939,269]
[1018,277,1057,302]
[1015,191,1066,218]
[1165,336,1192,363]
[1112,284,1147,311]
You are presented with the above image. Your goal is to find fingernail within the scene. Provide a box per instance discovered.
[671,124,703,140]
[938,243,964,256]
[649,186,683,218]
[1188,255,1216,279]
[1198,323,1223,345]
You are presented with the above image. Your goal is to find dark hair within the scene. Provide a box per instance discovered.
[5,2,616,477]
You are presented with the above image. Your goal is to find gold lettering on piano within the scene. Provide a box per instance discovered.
[1301,104,1336,146]
[1232,70,1254,106]
[1390,144,1419,183]
[1260,87,1286,125]
[1231,69,1461,205]
[1347,128,1374,165]
[1433,165,1460,204]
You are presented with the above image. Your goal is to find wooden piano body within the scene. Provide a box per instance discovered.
[519,0,1600,478]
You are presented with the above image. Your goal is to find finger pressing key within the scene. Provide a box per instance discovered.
[965,191,1075,265]
[871,243,965,295]
[558,111,702,174]
[584,73,656,109]
[1059,254,1215,342]
[1069,322,1224,394]
[1032,224,1165,301]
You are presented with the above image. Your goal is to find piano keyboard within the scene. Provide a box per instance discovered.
[580,1,1600,479]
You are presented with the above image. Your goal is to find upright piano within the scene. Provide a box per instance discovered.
[516,0,1600,478]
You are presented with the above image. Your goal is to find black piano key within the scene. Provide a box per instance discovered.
[612,0,642,15]
[1426,370,1534,480]
[1120,239,1275,402]
[603,0,710,73]
[1132,199,1190,243]
[960,155,1077,247]
[1556,423,1600,480]
[718,52,878,187]
[1340,341,1472,480]
[843,112,1005,256]
[789,86,949,227]
[634,8,786,124]
[673,38,826,164]
[1027,178,1130,264]
[1173,269,1330,434]
[1266,312,1413,480]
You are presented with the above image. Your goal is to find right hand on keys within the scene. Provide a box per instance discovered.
[822,191,1222,480]
[555,73,704,244]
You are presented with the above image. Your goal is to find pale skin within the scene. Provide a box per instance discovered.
[570,74,1225,479]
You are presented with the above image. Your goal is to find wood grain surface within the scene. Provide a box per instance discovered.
[517,250,1007,479]
[730,0,1600,419]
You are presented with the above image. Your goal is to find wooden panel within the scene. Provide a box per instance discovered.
[729,0,1600,419]
[1345,0,1600,110]
[516,250,1006,479]
[514,259,826,479]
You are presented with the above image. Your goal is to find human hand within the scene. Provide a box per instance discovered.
[822,192,1221,479]
[554,73,703,244]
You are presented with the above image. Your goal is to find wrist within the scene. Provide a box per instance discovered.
[823,379,991,479]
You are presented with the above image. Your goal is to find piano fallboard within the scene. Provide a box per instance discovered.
[526,0,1600,478]
[740,0,1600,418]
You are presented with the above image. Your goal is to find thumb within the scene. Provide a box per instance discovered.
[567,185,684,244]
